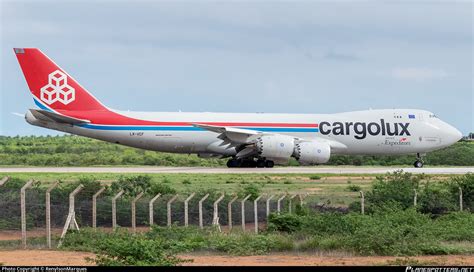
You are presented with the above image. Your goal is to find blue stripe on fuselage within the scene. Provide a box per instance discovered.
[77,124,319,133]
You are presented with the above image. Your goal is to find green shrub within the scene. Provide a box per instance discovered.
[309,175,321,180]
[150,182,176,195]
[63,228,187,266]
[418,182,455,214]
[267,207,472,256]
[61,229,108,252]
[92,234,187,266]
[238,184,262,200]
[347,184,361,192]
[111,175,152,195]
[365,170,420,211]
[208,233,292,255]
[148,225,293,256]
[347,209,433,255]
[267,213,303,233]
[429,212,474,241]
[299,235,350,251]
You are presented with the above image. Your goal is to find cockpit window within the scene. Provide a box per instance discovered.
[429,114,437,118]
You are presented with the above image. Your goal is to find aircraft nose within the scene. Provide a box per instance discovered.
[446,125,463,144]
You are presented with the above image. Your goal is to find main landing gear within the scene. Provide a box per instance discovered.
[227,158,274,168]
[414,153,424,168]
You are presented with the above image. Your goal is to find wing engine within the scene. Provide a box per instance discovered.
[194,123,337,165]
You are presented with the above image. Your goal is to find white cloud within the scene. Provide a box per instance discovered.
[391,67,449,80]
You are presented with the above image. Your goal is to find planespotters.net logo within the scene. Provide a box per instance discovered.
[406,267,473,272]
[40,70,75,105]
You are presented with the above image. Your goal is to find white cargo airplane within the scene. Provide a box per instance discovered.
[14,48,462,168]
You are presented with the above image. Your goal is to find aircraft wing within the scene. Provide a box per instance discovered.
[29,109,90,125]
[193,123,348,159]
[192,123,261,144]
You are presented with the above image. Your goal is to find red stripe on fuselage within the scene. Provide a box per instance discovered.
[56,109,319,127]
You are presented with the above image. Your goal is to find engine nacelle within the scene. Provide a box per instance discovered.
[294,140,331,165]
[256,135,295,163]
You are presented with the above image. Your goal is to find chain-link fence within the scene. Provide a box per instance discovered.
[0,177,321,249]
[1,176,466,249]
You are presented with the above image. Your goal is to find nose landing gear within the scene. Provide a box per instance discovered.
[414,153,424,168]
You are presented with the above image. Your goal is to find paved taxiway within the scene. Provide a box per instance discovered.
[0,167,472,174]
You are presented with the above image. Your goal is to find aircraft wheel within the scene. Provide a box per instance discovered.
[414,160,423,168]
[265,160,275,168]
[227,159,241,168]
[256,160,266,168]
[248,160,257,168]
[240,159,257,168]
[240,160,250,168]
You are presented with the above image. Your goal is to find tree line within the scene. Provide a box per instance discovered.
[0,135,473,166]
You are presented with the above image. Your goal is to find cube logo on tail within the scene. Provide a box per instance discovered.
[40,70,75,105]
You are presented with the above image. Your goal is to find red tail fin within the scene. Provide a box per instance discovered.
[14,48,107,112]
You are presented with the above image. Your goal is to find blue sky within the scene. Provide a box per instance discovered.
[1,1,472,136]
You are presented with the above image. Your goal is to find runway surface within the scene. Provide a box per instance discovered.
[0,167,472,174]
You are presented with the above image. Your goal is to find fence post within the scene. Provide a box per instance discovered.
[254,194,264,234]
[0,176,9,186]
[58,184,84,248]
[199,194,209,229]
[21,180,34,249]
[227,195,238,231]
[413,189,417,207]
[149,194,161,228]
[266,195,275,218]
[359,191,365,215]
[132,192,144,233]
[277,194,286,214]
[288,194,297,214]
[92,187,105,230]
[167,194,179,227]
[68,185,84,228]
[298,193,307,206]
[112,190,124,230]
[184,193,196,227]
[241,194,251,231]
[459,187,463,211]
[46,181,59,249]
[213,193,225,227]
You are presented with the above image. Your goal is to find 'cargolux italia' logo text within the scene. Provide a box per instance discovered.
[40,70,75,105]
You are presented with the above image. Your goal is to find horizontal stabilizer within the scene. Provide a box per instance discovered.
[29,109,90,125]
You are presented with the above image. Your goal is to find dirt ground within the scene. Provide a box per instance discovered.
[0,250,473,266]
[0,250,94,266]
[180,254,474,266]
